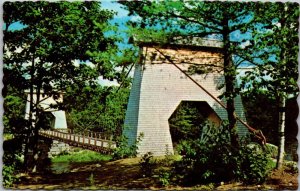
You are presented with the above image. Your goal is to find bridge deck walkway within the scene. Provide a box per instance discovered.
[39,130,116,154]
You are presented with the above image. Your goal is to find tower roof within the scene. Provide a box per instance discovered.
[129,35,223,51]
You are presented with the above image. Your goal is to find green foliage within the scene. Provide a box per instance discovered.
[2,164,19,188]
[265,143,278,159]
[284,161,298,174]
[234,143,272,184]
[139,152,157,177]
[157,168,172,187]
[3,1,123,171]
[193,183,215,190]
[239,5,298,168]
[169,102,207,146]
[242,91,298,160]
[174,123,272,185]
[174,123,234,185]
[65,85,130,138]
[3,138,24,187]
[3,133,14,141]
[88,173,95,186]
[242,92,278,144]
[240,2,299,99]
[3,94,26,135]
[51,150,112,163]
[4,1,120,94]
[112,132,144,160]
[138,152,176,186]
[158,145,177,167]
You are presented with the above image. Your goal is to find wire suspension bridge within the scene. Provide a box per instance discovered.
[39,129,116,154]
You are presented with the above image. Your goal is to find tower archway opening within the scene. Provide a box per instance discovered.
[168,101,221,151]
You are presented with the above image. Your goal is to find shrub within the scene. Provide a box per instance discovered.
[284,161,298,174]
[139,152,157,177]
[265,143,278,158]
[112,133,143,160]
[157,168,172,186]
[174,122,272,185]
[138,152,176,186]
[3,164,18,188]
[88,173,95,186]
[3,139,23,188]
[234,142,272,184]
[174,123,235,184]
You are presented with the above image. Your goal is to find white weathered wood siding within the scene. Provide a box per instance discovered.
[25,92,67,129]
[124,45,248,156]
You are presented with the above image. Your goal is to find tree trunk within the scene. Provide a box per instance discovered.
[276,96,286,169]
[24,54,36,170]
[222,17,239,147]
[276,6,289,169]
[31,78,41,173]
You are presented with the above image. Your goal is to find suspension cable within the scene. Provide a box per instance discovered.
[154,47,266,144]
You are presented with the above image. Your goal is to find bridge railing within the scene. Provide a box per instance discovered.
[39,129,116,153]
[54,128,114,141]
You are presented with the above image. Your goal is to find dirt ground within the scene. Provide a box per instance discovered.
[13,157,298,190]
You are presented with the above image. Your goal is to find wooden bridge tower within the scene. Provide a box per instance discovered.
[124,37,248,156]
[25,91,67,130]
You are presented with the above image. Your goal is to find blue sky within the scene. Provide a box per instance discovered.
[101,1,135,50]
[6,1,133,50]
[101,1,253,51]
[4,1,279,86]
[101,1,129,18]
[6,1,131,31]
[5,21,25,31]
[5,1,271,70]
[6,1,250,46]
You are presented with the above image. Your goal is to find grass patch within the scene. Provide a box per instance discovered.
[52,150,112,163]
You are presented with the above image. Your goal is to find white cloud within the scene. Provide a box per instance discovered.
[73,60,80,67]
[72,59,95,68]
[273,22,281,28]
[239,40,251,49]
[98,76,119,87]
[130,15,142,22]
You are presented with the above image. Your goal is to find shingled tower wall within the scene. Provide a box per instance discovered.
[124,38,248,156]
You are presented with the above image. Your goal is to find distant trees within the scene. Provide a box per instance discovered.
[169,102,208,147]
[242,92,298,161]
[64,85,130,138]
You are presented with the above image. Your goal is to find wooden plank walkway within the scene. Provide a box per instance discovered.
[39,130,117,154]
